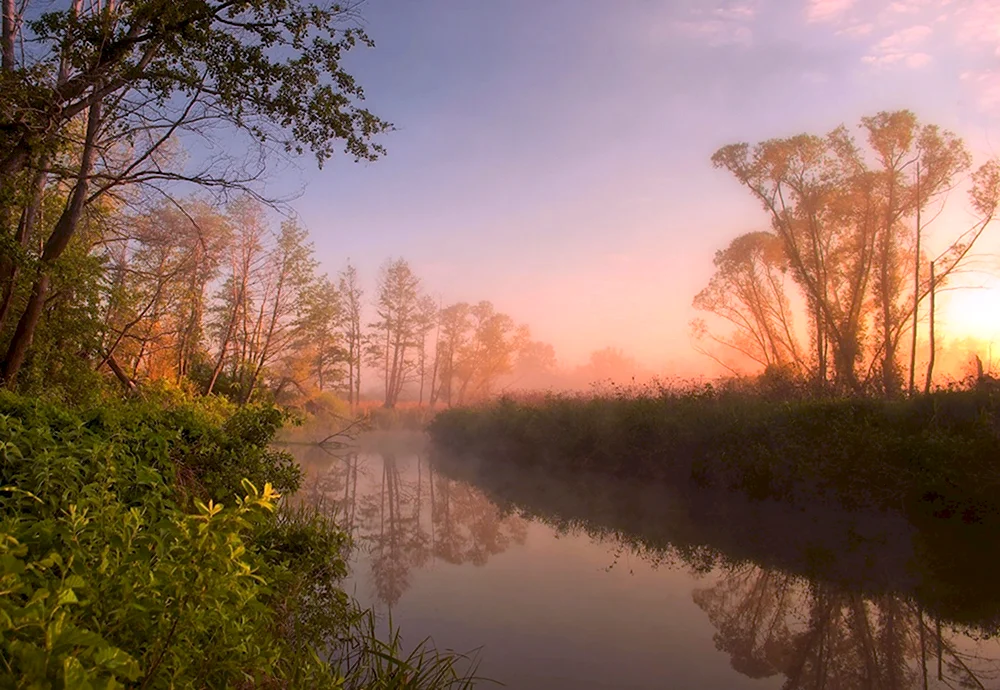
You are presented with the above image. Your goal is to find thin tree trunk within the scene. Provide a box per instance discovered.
[0,163,49,331]
[936,617,942,681]
[925,261,936,395]
[918,605,928,690]
[1,0,15,71]
[205,288,241,395]
[909,163,922,395]
[1,95,101,387]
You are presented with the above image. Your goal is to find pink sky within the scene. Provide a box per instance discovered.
[277,0,1000,373]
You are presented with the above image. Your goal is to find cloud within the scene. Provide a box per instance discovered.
[953,0,1000,52]
[672,19,753,47]
[862,24,933,67]
[961,70,1000,113]
[806,0,856,23]
[712,2,757,21]
[664,2,757,48]
[838,22,874,37]
[905,52,932,67]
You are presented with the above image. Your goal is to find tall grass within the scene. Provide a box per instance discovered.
[428,383,1000,516]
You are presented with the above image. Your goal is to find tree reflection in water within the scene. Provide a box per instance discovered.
[695,565,1000,689]
[293,441,1000,688]
[298,446,526,607]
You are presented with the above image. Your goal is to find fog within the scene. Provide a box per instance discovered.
[288,0,1000,399]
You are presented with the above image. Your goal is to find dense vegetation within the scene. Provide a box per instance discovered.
[0,389,477,688]
[429,381,1000,517]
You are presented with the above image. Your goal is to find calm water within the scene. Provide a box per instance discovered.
[288,431,1000,689]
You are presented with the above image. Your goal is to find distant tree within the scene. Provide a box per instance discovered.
[369,258,422,408]
[512,339,558,388]
[415,295,438,405]
[296,275,344,392]
[452,301,523,403]
[338,262,364,408]
[435,302,471,407]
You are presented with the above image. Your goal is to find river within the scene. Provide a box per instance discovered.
[288,431,1000,689]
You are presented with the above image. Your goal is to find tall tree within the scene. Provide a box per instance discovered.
[369,258,422,408]
[338,262,364,409]
[435,302,471,407]
[711,110,998,394]
[0,0,389,387]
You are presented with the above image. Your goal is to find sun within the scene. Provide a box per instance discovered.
[940,284,1000,345]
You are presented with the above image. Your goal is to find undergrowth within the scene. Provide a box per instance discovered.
[0,389,478,689]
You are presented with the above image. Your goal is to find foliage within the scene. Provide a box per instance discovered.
[0,391,478,688]
[428,383,1000,516]
[704,110,999,395]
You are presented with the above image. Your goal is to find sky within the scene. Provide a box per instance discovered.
[276,0,1000,372]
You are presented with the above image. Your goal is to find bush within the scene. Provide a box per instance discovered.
[0,392,479,689]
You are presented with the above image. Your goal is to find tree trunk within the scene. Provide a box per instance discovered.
[0,273,48,384]
[924,261,936,394]
[205,297,239,395]
[1,95,101,387]
[909,164,922,395]
[1,0,15,71]
[0,162,49,331]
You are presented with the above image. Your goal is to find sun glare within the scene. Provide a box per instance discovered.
[941,286,1000,346]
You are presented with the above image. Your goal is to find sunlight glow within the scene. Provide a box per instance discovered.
[941,286,1000,347]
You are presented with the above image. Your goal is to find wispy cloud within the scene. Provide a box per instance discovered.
[806,0,856,23]
[665,1,757,48]
[838,22,874,37]
[862,24,933,67]
[672,19,753,47]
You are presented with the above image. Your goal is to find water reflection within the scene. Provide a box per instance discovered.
[291,434,1000,689]
[296,441,526,607]
[695,565,1000,689]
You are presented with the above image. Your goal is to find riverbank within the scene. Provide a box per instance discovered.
[0,390,476,688]
[427,385,1000,517]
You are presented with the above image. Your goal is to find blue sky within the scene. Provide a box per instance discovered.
[278,0,1000,369]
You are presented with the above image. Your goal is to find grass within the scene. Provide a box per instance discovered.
[428,382,1000,518]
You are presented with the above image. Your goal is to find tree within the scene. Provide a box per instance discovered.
[711,110,998,394]
[204,198,268,396]
[238,219,317,403]
[0,0,389,387]
[338,262,364,409]
[435,302,471,407]
[296,275,344,393]
[450,301,524,403]
[512,339,558,389]
[415,295,438,405]
[693,231,803,374]
[368,258,422,408]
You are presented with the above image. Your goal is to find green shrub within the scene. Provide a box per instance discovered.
[0,392,479,689]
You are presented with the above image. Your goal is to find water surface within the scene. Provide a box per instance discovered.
[289,431,1000,689]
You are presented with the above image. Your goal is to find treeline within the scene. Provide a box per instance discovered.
[0,185,561,407]
[694,110,1000,397]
